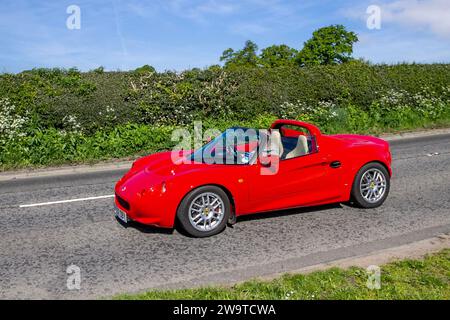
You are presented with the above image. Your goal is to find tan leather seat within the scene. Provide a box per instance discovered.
[285,135,308,159]
[269,130,283,157]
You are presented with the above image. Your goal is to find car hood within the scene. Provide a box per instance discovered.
[124,151,178,180]
[120,151,198,182]
[133,151,177,175]
[116,152,177,195]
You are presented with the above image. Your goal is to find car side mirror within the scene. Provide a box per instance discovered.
[259,154,280,167]
[260,160,271,167]
[258,154,281,175]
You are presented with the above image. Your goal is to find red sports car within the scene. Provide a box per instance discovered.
[114,119,392,237]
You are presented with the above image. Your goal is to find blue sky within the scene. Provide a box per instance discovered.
[1,0,449,73]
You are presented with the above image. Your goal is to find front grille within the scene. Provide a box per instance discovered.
[115,193,130,211]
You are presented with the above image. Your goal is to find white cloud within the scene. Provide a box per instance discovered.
[345,0,450,38]
[383,0,450,38]
[339,1,450,63]
[354,30,450,63]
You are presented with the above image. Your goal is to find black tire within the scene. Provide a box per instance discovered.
[351,162,390,208]
[176,186,231,238]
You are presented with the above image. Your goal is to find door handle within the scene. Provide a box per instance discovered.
[330,161,341,169]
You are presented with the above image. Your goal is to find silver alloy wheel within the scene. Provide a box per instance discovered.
[360,168,387,203]
[188,192,225,232]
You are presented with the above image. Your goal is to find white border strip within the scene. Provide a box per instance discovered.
[19,194,115,208]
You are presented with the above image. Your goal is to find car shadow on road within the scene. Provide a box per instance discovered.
[115,217,174,235]
[235,203,343,223]
[114,203,345,236]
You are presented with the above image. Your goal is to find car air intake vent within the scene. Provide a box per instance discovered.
[115,193,130,211]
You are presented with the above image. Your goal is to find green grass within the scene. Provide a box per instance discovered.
[2,110,450,172]
[116,249,450,300]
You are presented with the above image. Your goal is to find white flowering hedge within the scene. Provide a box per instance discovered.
[0,98,29,144]
[0,64,449,168]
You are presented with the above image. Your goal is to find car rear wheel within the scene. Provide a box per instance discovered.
[177,186,230,237]
[351,162,390,208]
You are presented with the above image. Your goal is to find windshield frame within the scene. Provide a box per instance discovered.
[190,127,265,165]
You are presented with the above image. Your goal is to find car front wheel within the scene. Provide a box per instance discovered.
[351,162,390,208]
[176,186,230,237]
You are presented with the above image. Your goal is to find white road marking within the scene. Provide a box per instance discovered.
[19,195,115,208]
[426,152,440,157]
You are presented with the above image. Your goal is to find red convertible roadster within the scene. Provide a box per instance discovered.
[114,119,392,237]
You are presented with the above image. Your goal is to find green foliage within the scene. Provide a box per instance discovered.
[117,249,450,300]
[92,66,105,74]
[0,124,176,168]
[0,63,449,169]
[260,45,298,68]
[134,64,156,74]
[220,25,358,69]
[297,25,359,66]
[220,40,260,68]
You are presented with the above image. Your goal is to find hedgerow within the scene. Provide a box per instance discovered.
[0,63,449,169]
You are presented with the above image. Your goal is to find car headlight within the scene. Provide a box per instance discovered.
[138,181,166,198]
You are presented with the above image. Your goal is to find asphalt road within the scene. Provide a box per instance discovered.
[1,133,449,299]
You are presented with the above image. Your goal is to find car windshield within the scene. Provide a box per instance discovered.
[191,127,264,165]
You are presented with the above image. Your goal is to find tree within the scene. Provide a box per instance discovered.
[220,40,260,68]
[297,25,358,66]
[134,64,156,74]
[92,66,105,74]
[260,44,298,67]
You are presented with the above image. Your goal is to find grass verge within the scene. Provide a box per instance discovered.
[116,249,450,300]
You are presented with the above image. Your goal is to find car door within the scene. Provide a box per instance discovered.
[247,154,332,212]
[245,125,342,214]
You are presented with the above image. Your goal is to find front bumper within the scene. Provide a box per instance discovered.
[114,177,179,229]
